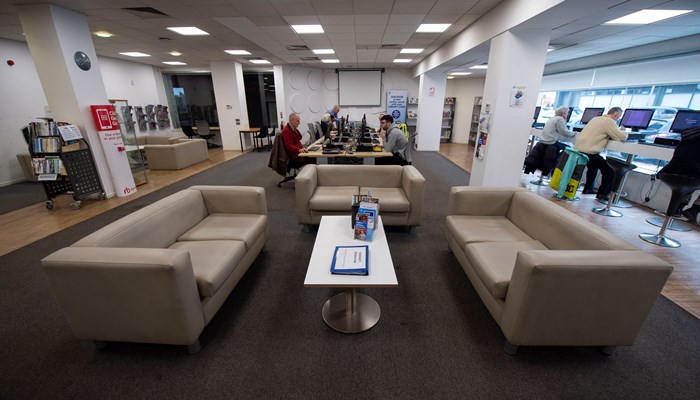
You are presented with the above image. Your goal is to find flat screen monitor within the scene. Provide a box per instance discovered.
[533,106,541,121]
[580,108,605,124]
[565,107,574,123]
[670,110,700,133]
[620,108,654,131]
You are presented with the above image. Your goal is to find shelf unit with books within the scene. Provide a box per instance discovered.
[406,97,418,136]
[22,119,106,210]
[441,97,456,142]
[469,96,483,145]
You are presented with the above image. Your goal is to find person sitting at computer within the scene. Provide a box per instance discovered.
[541,106,577,149]
[281,112,315,165]
[326,105,340,127]
[574,107,628,201]
[320,113,333,138]
[376,115,408,166]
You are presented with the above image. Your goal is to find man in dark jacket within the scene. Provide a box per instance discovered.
[658,125,700,223]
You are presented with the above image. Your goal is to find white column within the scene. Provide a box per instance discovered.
[273,65,286,129]
[469,29,550,187]
[17,4,125,197]
[416,71,447,151]
[211,61,249,151]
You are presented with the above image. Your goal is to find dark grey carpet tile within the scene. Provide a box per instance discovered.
[0,151,698,400]
[0,181,45,214]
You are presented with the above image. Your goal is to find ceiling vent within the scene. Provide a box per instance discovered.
[381,44,402,49]
[158,37,172,41]
[286,45,310,51]
[300,56,320,61]
[121,7,169,18]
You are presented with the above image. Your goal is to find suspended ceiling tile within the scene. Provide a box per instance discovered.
[353,0,395,15]
[354,14,390,25]
[391,1,435,15]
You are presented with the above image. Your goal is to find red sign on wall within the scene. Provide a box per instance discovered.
[90,105,120,132]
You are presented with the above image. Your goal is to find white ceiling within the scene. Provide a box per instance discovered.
[1,0,699,76]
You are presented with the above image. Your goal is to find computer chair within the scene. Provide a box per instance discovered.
[255,126,274,152]
[269,133,300,187]
[194,120,220,148]
[181,125,198,139]
[405,131,418,165]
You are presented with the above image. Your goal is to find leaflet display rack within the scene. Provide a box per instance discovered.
[23,119,106,210]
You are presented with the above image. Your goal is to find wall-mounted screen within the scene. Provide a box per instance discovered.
[338,70,382,106]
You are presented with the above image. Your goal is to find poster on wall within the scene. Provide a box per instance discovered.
[386,90,408,124]
[475,111,492,160]
[510,85,527,108]
[90,105,137,197]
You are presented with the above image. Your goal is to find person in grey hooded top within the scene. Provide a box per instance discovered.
[376,114,408,165]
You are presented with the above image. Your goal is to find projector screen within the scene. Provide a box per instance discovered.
[338,70,382,106]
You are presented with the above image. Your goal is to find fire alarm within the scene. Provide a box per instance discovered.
[7,60,14,66]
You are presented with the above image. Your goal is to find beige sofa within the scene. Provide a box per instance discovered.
[144,139,209,170]
[446,186,672,354]
[295,164,425,232]
[136,134,187,145]
[41,185,267,353]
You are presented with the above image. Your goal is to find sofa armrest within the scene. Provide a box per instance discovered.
[500,250,672,346]
[41,247,205,345]
[295,165,318,225]
[144,145,178,170]
[401,165,425,226]
[447,186,525,216]
[189,185,267,215]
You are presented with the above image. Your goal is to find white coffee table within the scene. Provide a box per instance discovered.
[304,215,398,333]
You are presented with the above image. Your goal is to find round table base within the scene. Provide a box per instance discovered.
[322,291,380,334]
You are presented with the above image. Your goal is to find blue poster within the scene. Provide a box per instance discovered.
[386,90,408,124]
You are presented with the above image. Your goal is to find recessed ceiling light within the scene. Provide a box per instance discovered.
[163,61,187,65]
[250,59,271,64]
[321,59,340,63]
[169,51,182,56]
[416,24,451,33]
[393,59,412,63]
[604,9,692,25]
[94,31,113,38]
[291,25,324,34]
[400,48,424,54]
[312,49,335,54]
[450,72,472,76]
[469,64,488,69]
[193,70,210,73]
[447,76,455,79]
[225,50,251,55]
[166,26,209,36]
[119,52,151,57]
[547,47,555,52]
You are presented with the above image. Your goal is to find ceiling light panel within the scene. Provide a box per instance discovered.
[166,27,210,36]
[393,59,412,63]
[250,59,271,64]
[400,48,424,54]
[119,52,151,57]
[450,72,472,75]
[604,10,692,25]
[225,50,252,55]
[163,61,187,65]
[291,25,324,34]
[469,64,488,69]
[416,24,451,33]
[321,59,340,63]
[312,49,335,54]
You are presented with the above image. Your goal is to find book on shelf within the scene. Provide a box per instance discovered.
[32,157,62,175]
[330,245,369,275]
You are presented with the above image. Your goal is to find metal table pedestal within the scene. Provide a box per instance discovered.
[322,289,380,333]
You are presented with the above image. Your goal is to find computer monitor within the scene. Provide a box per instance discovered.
[563,107,575,123]
[670,110,700,133]
[620,108,654,132]
[580,108,605,124]
[533,106,541,122]
[359,114,367,141]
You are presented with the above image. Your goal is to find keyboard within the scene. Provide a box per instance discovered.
[322,147,341,154]
[308,145,320,152]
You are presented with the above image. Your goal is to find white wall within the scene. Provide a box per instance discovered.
[0,38,169,186]
[0,38,50,186]
[280,66,419,129]
[445,77,485,144]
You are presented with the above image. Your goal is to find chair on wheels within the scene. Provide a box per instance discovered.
[194,120,220,148]
[255,126,274,152]
[592,157,637,217]
[269,132,300,187]
[639,173,700,248]
[181,125,198,139]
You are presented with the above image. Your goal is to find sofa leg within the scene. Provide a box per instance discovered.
[600,346,616,356]
[302,224,310,233]
[503,341,519,355]
[93,340,107,350]
[187,339,201,354]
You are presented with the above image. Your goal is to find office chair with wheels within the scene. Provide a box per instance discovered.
[181,125,198,139]
[194,120,220,148]
[255,126,273,151]
[268,133,299,187]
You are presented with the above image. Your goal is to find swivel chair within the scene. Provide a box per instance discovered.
[181,125,198,139]
[194,120,220,148]
[592,157,637,217]
[639,173,700,248]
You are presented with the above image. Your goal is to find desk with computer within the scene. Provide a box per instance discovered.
[301,114,391,164]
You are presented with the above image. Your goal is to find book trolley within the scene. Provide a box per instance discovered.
[23,120,106,210]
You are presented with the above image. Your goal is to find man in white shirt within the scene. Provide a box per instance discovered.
[574,107,628,201]
[540,106,577,148]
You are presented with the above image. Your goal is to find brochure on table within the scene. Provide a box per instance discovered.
[331,245,369,275]
[353,195,379,242]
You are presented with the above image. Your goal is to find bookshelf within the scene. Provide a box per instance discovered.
[469,96,483,145]
[441,97,456,142]
[406,97,418,136]
[23,120,105,210]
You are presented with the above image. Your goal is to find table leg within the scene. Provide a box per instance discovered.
[239,131,244,152]
[322,288,381,333]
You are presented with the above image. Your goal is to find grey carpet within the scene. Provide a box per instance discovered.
[0,151,698,400]
[0,181,45,215]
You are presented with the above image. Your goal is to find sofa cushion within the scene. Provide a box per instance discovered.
[446,215,532,248]
[169,240,246,297]
[178,214,267,250]
[316,165,403,187]
[360,187,410,212]
[465,240,549,300]
[309,186,358,211]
